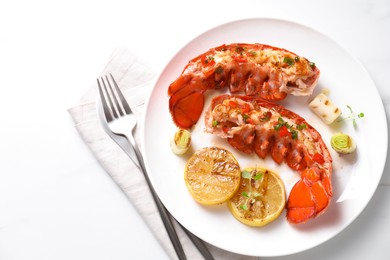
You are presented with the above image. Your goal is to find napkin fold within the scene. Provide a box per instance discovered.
[68,47,259,260]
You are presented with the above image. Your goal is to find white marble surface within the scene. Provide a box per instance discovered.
[0,0,389,259]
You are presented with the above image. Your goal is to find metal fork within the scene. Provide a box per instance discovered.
[97,74,214,260]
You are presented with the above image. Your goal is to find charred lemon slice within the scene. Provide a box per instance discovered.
[228,167,286,227]
[184,147,241,205]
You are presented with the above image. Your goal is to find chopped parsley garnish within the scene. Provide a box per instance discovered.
[283,57,295,66]
[274,117,285,130]
[296,123,307,130]
[243,114,250,123]
[249,51,257,56]
[274,117,305,139]
[291,129,298,139]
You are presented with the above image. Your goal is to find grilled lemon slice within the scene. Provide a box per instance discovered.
[228,167,286,227]
[184,147,241,205]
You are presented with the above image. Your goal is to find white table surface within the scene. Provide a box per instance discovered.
[1,0,389,259]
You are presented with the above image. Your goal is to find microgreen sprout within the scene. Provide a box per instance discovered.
[337,105,365,127]
[239,168,264,211]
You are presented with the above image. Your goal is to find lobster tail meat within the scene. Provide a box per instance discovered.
[204,94,332,224]
[169,43,320,129]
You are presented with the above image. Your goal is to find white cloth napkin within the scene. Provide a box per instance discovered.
[68,47,260,260]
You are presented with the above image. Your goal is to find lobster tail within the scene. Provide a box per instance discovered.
[204,94,332,224]
[168,43,320,129]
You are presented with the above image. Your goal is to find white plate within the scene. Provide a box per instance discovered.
[142,18,387,257]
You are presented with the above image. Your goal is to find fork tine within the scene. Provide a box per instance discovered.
[102,76,122,118]
[97,78,114,122]
[110,73,132,115]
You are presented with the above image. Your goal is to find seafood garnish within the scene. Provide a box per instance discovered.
[168,43,320,129]
[205,94,332,224]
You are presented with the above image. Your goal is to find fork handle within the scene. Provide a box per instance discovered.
[125,134,188,260]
